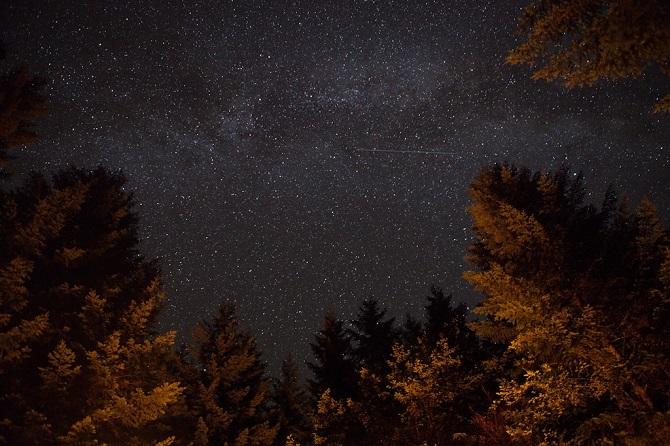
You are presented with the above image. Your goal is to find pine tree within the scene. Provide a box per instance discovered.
[181,303,277,446]
[348,299,397,376]
[307,312,357,401]
[270,355,312,446]
[507,0,670,112]
[0,167,182,445]
[0,44,47,169]
[464,163,670,444]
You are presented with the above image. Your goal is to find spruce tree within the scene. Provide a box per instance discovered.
[182,303,277,446]
[348,299,397,376]
[0,167,182,445]
[307,312,357,401]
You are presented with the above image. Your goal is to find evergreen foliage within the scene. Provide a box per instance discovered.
[307,312,357,401]
[0,45,47,169]
[0,167,182,445]
[1,157,668,446]
[465,163,670,444]
[348,299,397,376]
[179,303,277,446]
[507,0,670,112]
[270,355,312,446]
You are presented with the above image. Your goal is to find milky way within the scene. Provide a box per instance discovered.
[3,0,669,372]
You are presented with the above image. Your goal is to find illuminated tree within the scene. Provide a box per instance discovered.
[0,167,182,445]
[387,338,479,445]
[507,0,670,112]
[182,303,277,446]
[465,163,670,444]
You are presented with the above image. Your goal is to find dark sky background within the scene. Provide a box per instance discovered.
[2,0,669,373]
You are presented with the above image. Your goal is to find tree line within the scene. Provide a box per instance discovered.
[1,162,668,446]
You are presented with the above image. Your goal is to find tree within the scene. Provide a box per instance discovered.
[0,167,182,445]
[0,43,47,170]
[307,312,357,401]
[270,355,312,446]
[348,299,397,376]
[464,163,670,444]
[507,0,670,112]
[387,338,479,445]
[399,313,422,347]
[181,303,277,446]
[424,287,480,368]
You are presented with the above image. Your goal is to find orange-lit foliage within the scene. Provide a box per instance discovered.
[176,303,278,446]
[0,168,182,445]
[508,0,670,112]
[466,164,670,444]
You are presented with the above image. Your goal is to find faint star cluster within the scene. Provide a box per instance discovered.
[2,0,668,372]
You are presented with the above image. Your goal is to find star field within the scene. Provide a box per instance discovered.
[2,0,669,372]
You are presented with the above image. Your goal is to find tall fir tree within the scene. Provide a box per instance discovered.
[0,167,182,445]
[307,312,357,402]
[348,299,397,376]
[180,303,277,446]
[464,163,670,444]
[270,355,312,446]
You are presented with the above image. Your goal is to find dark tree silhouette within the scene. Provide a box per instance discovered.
[0,43,47,170]
[270,355,312,446]
[348,299,398,376]
[307,312,357,401]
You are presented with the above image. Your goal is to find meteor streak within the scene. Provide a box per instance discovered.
[356,149,457,155]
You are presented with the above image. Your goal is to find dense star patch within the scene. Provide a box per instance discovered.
[1,0,668,374]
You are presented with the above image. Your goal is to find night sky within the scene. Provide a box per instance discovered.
[3,0,669,372]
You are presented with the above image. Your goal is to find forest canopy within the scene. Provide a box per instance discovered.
[1,163,668,445]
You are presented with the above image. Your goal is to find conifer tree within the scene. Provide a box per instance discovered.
[270,355,312,446]
[307,312,357,401]
[424,287,480,368]
[181,303,277,446]
[348,299,397,376]
[465,163,670,444]
[0,167,182,445]
[507,0,670,112]
[387,338,479,445]
[346,301,402,446]
[0,44,47,169]
[399,313,422,347]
